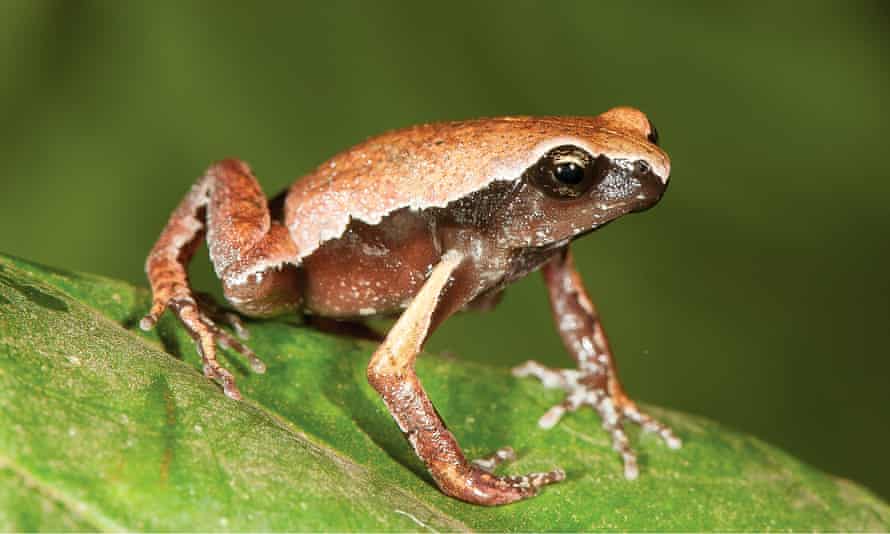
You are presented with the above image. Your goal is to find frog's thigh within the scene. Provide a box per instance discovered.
[204,159,303,317]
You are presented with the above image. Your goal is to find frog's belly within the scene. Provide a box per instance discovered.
[299,209,441,318]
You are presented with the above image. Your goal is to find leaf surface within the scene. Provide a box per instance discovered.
[0,255,887,531]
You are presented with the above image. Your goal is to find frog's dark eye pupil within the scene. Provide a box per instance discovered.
[526,145,603,199]
[554,162,585,185]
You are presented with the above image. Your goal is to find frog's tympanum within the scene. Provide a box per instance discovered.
[142,107,679,506]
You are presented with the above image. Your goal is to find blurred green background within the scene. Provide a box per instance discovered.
[1,1,888,501]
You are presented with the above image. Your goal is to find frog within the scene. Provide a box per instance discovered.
[141,106,679,506]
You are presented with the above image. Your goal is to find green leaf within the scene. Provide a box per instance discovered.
[0,254,887,531]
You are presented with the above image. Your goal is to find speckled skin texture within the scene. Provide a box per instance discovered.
[142,107,678,505]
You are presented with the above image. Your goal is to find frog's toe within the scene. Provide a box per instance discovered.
[594,397,640,479]
[189,322,243,400]
[140,299,168,331]
[471,446,517,472]
[512,360,579,390]
[227,312,250,340]
[139,313,158,331]
[455,460,565,505]
[622,402,682,449]
[197,311,266,373]
[201,359,242,400]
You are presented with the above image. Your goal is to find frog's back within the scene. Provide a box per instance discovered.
[284,114,666,262]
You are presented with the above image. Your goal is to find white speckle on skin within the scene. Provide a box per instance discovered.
[580,337,595,359]
[559,314,581,331]
[471,239,483,261]
[359,307,377,316]
[226,257,290,287]
[361,242,389,256]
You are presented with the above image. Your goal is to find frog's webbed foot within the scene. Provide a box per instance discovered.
[513,360,680,480]
[140,292,265,400]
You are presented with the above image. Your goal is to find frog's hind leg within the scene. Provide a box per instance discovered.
[142,158,302,399]
[367,250,564,506]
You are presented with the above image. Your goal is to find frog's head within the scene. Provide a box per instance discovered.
[497,107,670,249]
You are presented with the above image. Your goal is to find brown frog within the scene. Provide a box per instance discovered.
[141,106,679,506]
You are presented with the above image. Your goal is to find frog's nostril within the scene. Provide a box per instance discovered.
[647,123,659,145]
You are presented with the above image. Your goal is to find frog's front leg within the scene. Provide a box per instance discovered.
[367,250,564,506]
[513,247,680,480]
[142,159,302,399]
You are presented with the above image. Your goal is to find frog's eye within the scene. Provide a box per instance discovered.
[528,145,603,199]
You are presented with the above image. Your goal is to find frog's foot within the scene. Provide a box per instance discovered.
[194,291,251,340]
[450,446,564,504]
[140,294,265,400]
[512,360,680,480]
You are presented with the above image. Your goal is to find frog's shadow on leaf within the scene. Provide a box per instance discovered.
[125,301,187,371]
[318,335,437,486]
[0,264,69,311]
